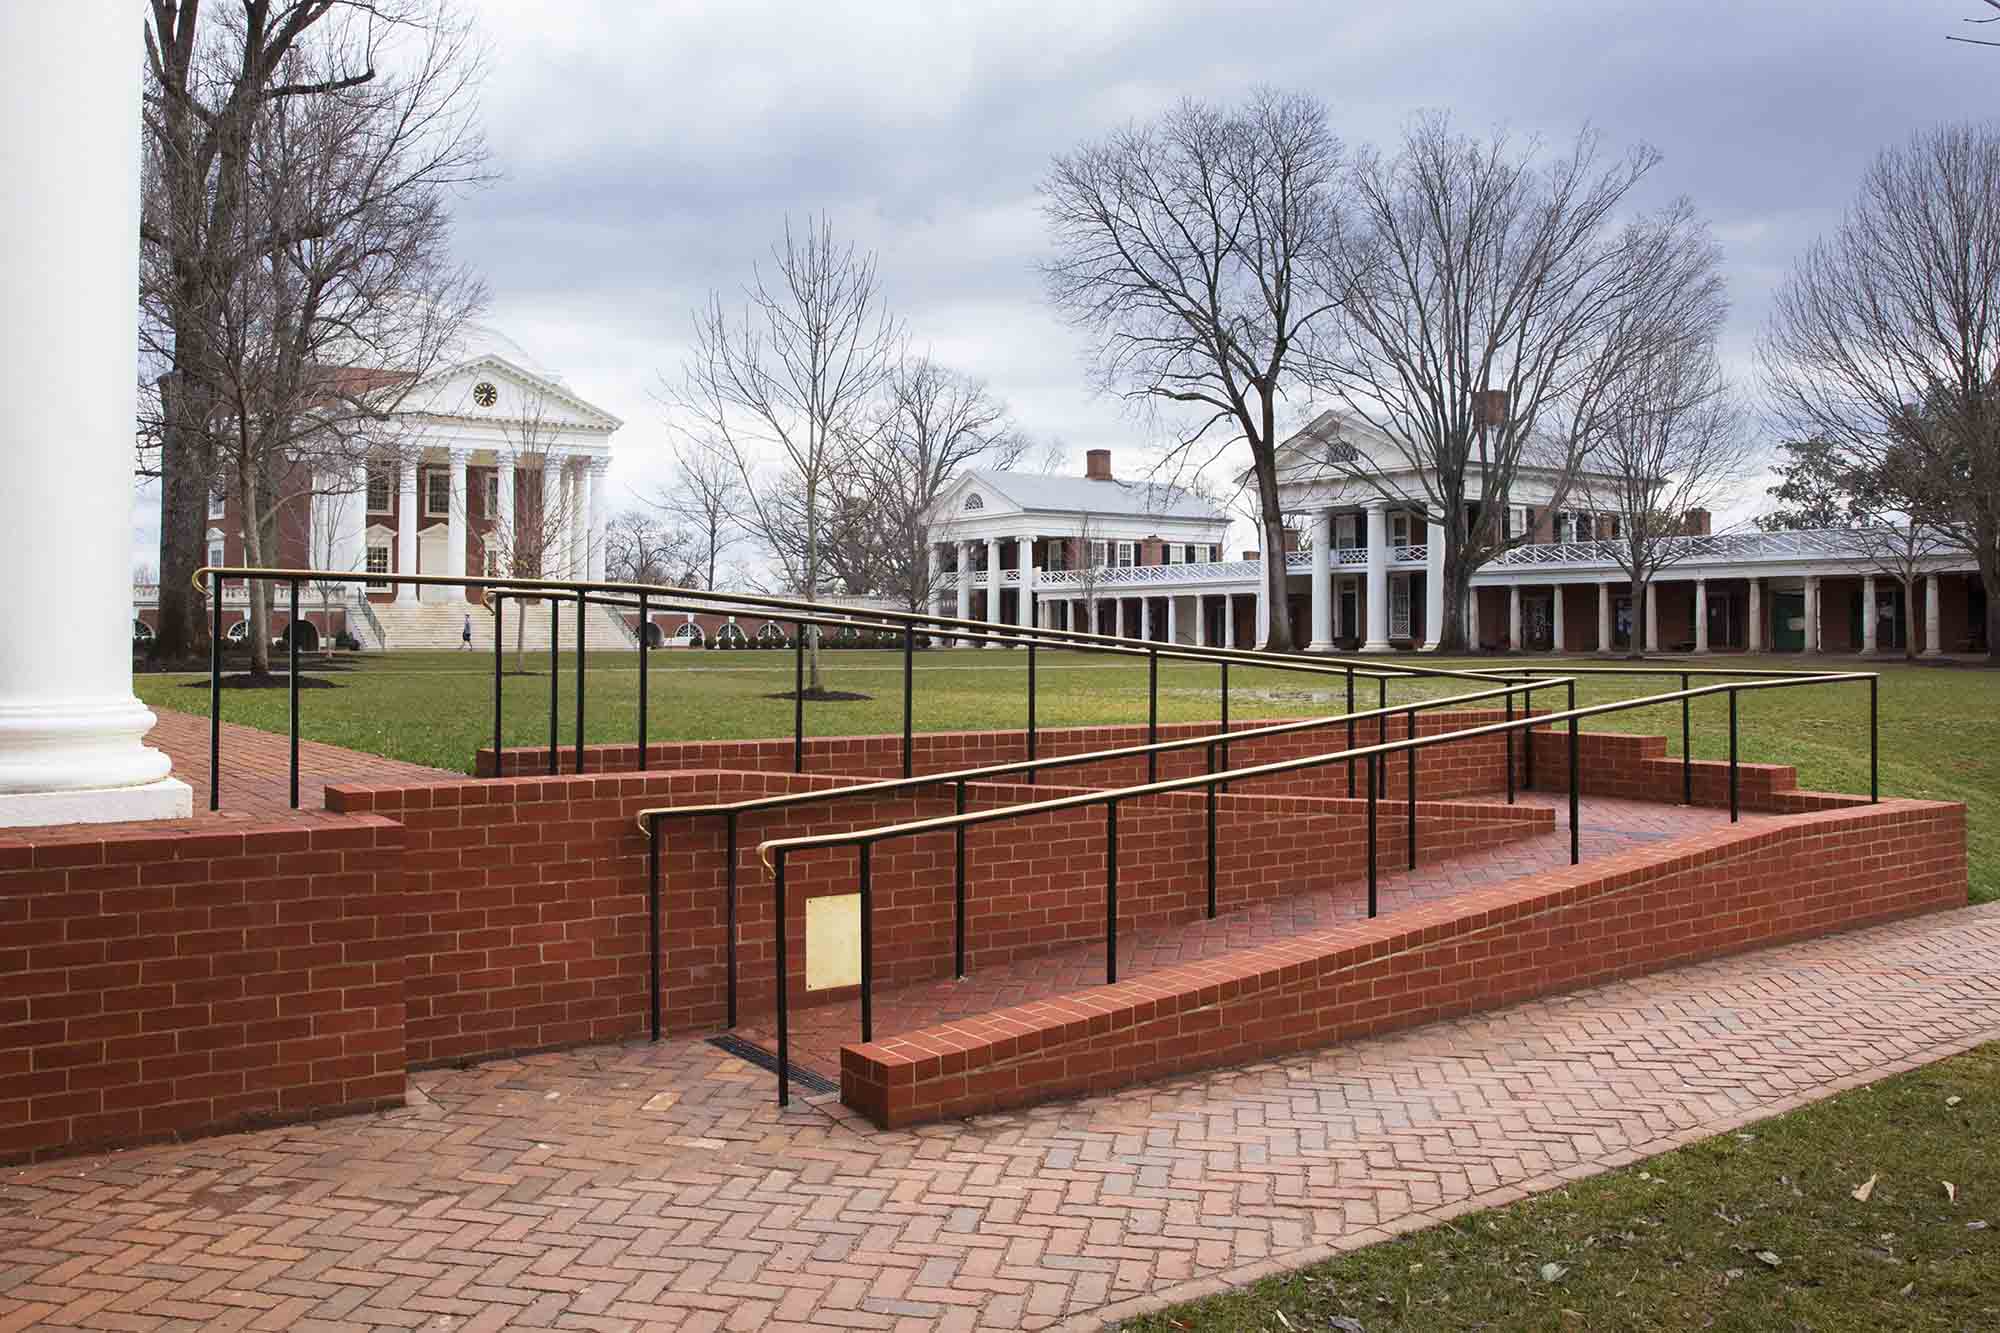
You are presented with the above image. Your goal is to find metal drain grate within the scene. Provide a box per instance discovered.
[706,1034,840,1095]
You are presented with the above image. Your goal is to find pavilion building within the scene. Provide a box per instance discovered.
[921,414,1988,656]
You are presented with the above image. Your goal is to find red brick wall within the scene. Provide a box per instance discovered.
[1524,726,1870,813]
[844,798,1967,1127]
[321,768,1546,1061]
[477,710,1535,803]
[0,816,407,1163]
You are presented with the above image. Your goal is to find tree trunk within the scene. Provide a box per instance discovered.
[1259,512,1293,652]
[1627,576,1647,660]
[1982,550,2000,666]
[804,479,825,692]
[514,598,527,675]
[241,467,273,678]
[1433,517,1471,654]
[154,374,213,666]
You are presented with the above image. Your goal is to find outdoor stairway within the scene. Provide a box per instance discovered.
[367,599,636,652]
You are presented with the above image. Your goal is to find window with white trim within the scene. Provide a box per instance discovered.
[365,545,390,589]
[1391,513,1410,546]
[1115,541,1135,568]
[483,473,499,519]
[1090,539,1108,568]
[208,485,226,520]
[1337,514,1358,549]
[207,539,225,569]
[424,469,451,518]
[1164,545,1179,564]
[366,466,392,514]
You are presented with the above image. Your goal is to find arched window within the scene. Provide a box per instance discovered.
[671,622,704,645]
[756,622,788,644]
[717,622,748,645]
[963,493,984,511]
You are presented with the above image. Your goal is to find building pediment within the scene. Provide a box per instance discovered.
[400,355,623,435]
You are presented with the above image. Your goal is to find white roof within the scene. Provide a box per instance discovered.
[951,469,1224,521]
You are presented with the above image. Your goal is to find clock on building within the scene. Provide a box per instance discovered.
[473,381,497,407]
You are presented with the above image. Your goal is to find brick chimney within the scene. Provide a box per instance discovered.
[1682,508,1712,536]
[1085,449,1113,481]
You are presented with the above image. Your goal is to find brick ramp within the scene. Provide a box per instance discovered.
[747,792,1737,1084]
[0,904,1993,1331]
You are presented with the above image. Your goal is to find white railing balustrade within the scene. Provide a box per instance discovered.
[1480,526,1926,572]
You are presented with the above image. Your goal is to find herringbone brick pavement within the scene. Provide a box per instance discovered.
[757,793,1765,1079]
[1,901,1994,1332]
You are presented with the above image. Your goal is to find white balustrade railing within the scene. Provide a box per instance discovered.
[1480,526,1943,572]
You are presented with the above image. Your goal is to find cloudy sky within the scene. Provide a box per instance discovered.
[131,0,2000,566]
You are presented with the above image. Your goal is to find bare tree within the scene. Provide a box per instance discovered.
[602,509,696,587]
[1039,88,1345,651]
[653,439,746,590]
[1760,122,2000,661]
[668,215,900,692]
[1304,115,1724,653]
[1570,340,1753,658]
[1950,1,2000,46]
[305,471,363,651]
[185,22,488,676]
[141,0,483,665]
[485,391,589,673]
[862,355,1020,611]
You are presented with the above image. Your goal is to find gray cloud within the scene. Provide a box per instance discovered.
[149,0,1992,566]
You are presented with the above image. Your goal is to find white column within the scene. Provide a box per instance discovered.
[1255,577,1271,647]
[1140,595,1153,641]
[1223,595,1237,649]
[1423,520,1445,650]
[1467,585,1481,650]
[446,449,469,598]
[1747,578,1763,653]
[339,463,368,575]
[1804,576,1821,654]
[541,462,561,578]
[587,459,608,582]
[1166,595,1178,645]
[1507,585,1522,651]
[566,461,586,578]
[1016,535,1035,630]
[1645,582,1661,653]
[1550,583,1566,653]
[1597,582,1612,654]
[1308,509,1334,652]
[926,544,944,620]
[954,541,971,644]
[1360,500,1392,653]
[1193,595,1207,647]
[984,535,1003,646]
[1694,578,1709,654]
[495,457,516,579]
[397,459,420,602]
[1862,575,1878,655]
[1925,574,1943,657]
[0,0,189,825]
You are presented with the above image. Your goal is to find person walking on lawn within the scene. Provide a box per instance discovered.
[461,614,473,651]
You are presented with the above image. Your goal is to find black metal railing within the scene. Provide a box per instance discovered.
[191,564,1518,811]
[634,676,1557,1029]
[742,669,1878,1106]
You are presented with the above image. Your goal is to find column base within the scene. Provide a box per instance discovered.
[1306,639,1338,654]
[1922,647,1944,658]
[1359,639,1395,654]
[0,777,192,830]
[1421,639,1441,652]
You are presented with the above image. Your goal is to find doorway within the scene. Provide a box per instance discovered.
[1771,591,1806,651]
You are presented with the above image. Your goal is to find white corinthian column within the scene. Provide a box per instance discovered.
[0,0,190,825]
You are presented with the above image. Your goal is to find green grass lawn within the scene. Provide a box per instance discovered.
[1120,1040,2000,1332]
[135,648,2000,902]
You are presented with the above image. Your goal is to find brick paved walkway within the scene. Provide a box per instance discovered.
[1,901,1992,1332]
[144,705,454,817]
[754,793,1769,1080]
